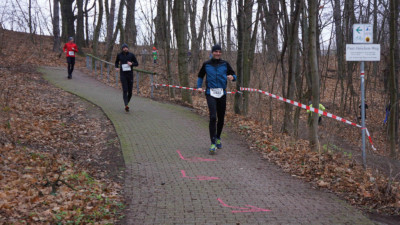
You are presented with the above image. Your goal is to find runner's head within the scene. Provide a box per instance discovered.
[121,43,129,53]
[153,46,156,50]
[211,44,222,59]
[68,37,74,43]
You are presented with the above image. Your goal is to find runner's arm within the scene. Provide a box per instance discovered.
[115,55,120,68]
[131,54,139,67]
[226,62,237,81]
[197,63,206,88]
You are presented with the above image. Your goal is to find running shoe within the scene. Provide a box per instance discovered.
[125,106,129,112]
[209,144,216,155]
[216,139,222,149]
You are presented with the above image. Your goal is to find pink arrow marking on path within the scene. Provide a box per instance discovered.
[177,150,216,162]
[181,170,220,181]
[217,198,271,213]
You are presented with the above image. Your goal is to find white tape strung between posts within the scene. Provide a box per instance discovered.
[240,87,376,151]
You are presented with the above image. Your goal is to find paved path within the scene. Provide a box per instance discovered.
[41,67,373,225]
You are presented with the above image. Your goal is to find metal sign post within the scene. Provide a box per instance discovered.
[346,24,380,169]
[360,62,366,168]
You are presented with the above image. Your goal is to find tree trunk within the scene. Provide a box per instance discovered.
[106,0,124,61]
[234,0,257,115]
[52,0,61,52]
[92,0,103,56]
[84,0,90,47]
[105,0,115,61]
[60,0,75,42]
[155,0,167,49]
[282,0,302,133]
[208,0,217,44]
[226,0,232,53]
[189,0,209,73]
[308,0,320,152]
[332,0,345,113]
[388,0,399,157]
[76,0,84,54]
[265,0,279,62]
[125,0,137,46]
[173,0,192,104]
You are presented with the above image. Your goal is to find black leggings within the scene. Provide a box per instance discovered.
[120,73,134,106]
[67,57,75,76]
[206,94,226,144]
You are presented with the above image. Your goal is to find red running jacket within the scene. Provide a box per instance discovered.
[63,42,78,57]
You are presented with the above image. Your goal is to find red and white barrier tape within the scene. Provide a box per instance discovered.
[240,87,376,151]
[152,83,376,150]
[154,83,239,94]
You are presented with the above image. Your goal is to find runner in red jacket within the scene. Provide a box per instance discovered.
[63,37,78,79]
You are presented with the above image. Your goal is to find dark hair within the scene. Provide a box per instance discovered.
[121,43,129,50]
[211,44,222,52]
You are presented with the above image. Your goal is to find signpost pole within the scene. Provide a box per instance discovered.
[360,61,366,169]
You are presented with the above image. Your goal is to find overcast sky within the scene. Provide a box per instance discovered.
[1,0,337,51]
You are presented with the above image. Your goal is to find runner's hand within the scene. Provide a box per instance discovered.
[197,88,203,93]
[115,68,120,71]
[227,75,234,81]
[127,61,133,66]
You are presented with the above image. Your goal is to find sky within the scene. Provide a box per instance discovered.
[0,0,344,51]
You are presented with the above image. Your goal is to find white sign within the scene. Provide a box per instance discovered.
[346,44,381,61]
[353,24,373,44]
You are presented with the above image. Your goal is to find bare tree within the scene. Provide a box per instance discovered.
[282,0,303,133]
[104,0,116,60]
[92,0,103,56]
[155,0,167,49]
[76,0,84,53]
[388,0,399,157]
[125,0,137,46]
[60,0,75,42]
[173,0,192,104]
[208,0,217,45]
[308,0,320,151]
[189,0,209,72]
[106,0,125,61]
[52,0,61,52]
[226,0,232,53]
[234,0,259,115]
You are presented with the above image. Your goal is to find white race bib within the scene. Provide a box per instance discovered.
[210,88,224,98]
[68,51,74,56]
[121,64,131,71]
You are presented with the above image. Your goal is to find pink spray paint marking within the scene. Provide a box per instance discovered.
[181,170,219,181]
[177,150,216,162]
[217,198,271,213]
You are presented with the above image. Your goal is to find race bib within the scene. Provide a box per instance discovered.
[121,64,131,71]
[210,88,224,98]
[68,51,74,56]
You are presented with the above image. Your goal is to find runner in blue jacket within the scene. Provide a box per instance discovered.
[197,44,237,154]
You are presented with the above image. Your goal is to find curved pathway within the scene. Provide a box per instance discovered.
[40,67,373,224]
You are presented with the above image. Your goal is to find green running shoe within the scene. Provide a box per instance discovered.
[216,139,222,149]
[209,144,216,155]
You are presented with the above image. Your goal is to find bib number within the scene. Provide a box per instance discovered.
[68,51,74,56]
[210,88,224,98]
[121,64,131,71]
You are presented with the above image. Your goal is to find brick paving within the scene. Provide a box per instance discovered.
[41,67,373,224]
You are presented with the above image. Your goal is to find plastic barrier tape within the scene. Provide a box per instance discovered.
[240,87,376,151]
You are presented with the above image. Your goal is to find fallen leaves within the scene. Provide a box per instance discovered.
[225,113,400,216]
[0,30,124,224]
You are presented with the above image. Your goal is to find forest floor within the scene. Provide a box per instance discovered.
[0,29,399,224]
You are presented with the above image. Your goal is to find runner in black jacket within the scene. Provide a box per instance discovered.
[115,43,139,112]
